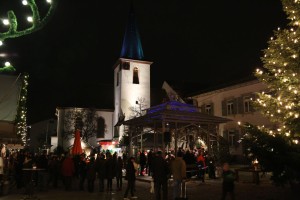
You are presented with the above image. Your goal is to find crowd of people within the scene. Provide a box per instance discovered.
[0,147,234,200]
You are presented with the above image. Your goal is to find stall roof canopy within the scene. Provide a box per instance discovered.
[122,101,231,127]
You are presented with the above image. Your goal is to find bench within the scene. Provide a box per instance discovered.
[235,167,262,185]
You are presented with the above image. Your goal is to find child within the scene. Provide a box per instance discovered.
[221,162,235,200]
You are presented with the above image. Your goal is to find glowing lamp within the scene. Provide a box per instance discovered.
[2,19,9,25]
[22,0,28,5]
[4,61,11,66]
[27,16,33,22]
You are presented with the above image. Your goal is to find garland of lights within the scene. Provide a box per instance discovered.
[0,0,57,71]
[15,73,29,145]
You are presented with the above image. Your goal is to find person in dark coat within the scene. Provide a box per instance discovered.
[95,153,106,192]
[86,156,96,193]
[139,150,146,176]
[221,162,235,200]
[105,152,114,192]
[47,155,59,188]
[152,151,169,200]
[116,156,123,191]
[123,157,137,199]
[147,149,153,176]
[78,154,87,190]
[35,150,48,191]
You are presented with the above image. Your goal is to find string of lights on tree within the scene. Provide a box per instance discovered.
[242,0,300,145]
[0,0,57,145]
[15,73,29,144]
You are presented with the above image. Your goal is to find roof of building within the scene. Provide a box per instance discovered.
[122,100,231,127]
[120,4,144,60]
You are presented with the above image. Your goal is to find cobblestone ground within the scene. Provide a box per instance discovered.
[0,174,298,200]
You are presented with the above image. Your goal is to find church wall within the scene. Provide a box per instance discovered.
[54,107,114,152]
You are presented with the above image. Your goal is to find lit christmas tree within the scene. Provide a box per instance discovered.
[243,0,300,186]
[0,0,57,145]
[254,0,300,142]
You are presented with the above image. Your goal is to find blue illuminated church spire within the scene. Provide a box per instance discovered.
[120,3,144,60]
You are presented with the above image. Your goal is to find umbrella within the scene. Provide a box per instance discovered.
[72,129,83,155]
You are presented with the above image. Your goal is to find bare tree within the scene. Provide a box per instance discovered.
[129,97,148,118]
[63,108,97,144]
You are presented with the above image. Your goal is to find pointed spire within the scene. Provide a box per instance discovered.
[120,3,144,60]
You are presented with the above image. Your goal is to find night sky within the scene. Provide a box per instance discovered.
[0,0,287,123]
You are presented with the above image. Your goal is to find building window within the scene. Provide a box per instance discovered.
[227,101,234,115]
[97,117,105,138]
[133,67,139,84]
[205,104,212,115]
[244,96,251,113]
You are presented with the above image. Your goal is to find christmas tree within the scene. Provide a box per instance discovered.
[242,0,300,186]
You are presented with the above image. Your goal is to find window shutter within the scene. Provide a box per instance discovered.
[250,93,257,112]
[234,130,240,148]
[222,100,227,116]
[211,102,214,115]
[233,98,238,114]
[237,96,244,114]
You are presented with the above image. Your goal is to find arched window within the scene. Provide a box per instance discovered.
[97,117,105,138]
[133,67,139,84]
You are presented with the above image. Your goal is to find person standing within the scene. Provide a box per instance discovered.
[61,153,75,191]
[197,150,206,182]
[170,150,186,200]
[152,151,169,200]
[105,152,114,192]
[95,153,106,192]
[139,150,146,176]
[78,154,87,190]
[116,156,123,191]
[123,157,137,200]
[86,156,96,193]
[221,162,235,200]
[147,149,153,176]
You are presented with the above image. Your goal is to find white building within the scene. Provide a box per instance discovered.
[190,79,274,157]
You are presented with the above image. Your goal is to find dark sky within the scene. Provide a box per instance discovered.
[0,0,287,123]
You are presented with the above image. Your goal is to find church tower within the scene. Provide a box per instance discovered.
[113,5,152,139]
